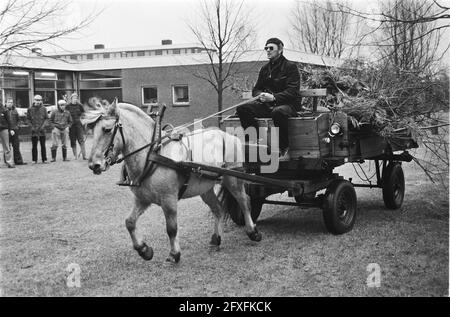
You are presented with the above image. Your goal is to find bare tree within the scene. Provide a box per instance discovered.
[320,0,450,70]
[374,0,449,74]
[187,0,256,124]
[0,0,98,58]
[289,0,354,58]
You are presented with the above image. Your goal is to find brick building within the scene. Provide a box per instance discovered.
[1,41,343,127]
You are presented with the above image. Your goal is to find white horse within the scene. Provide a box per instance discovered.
[82,100,261,263]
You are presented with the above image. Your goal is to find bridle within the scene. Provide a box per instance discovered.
[103,116,126,166]
[100,115,171,167]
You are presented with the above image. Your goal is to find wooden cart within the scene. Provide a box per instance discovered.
[218,89,418,234]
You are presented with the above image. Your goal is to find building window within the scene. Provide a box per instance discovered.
[142,86,158,105]
[34,71,75,107]
[173,49,180,54]
[103,53,110,59]
[79,70,122,105]
[137,51,145,57]
[155,50,162,55]
[172,85,189,106]
[87,54,93,60]
[70,54,77,60]
[80,70,121,80]
[0,69,30,109]
[79,70,121,89]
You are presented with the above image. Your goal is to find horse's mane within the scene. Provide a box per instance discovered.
[80,103,154,126]
[80,108,105,125]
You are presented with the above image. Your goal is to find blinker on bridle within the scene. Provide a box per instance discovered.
[101,115,126,166]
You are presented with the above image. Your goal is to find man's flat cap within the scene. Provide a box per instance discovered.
[265,38,284,47]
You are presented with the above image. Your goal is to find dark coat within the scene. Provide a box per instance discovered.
[0,105,10,131]
[252,55,301,110]
[27,103,48,137]
[65,102,84,124]
[7,106,20,130]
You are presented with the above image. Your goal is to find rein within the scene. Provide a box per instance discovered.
[101,97,259,166]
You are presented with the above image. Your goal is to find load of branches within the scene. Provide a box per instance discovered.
[303,64,449,185]
[305,65,448,136]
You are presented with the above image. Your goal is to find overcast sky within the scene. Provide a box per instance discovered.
[50,0,295,52]
[48,0,449,61]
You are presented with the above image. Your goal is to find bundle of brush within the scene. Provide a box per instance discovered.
[306,68,389,131]
[304,67,446,136]
[305,66,449,185]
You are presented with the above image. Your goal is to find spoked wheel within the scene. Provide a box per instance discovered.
[382,162,405,209]
[229,194,264,226]
[323,180,357,235]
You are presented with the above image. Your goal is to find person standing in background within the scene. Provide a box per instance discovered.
[0,102,14,168]
[66,93,87,160]
[6,98,25,165]
[27,95,48,164]
[50,100,72,162]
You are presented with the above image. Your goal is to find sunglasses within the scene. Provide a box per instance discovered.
[264,46,276,51]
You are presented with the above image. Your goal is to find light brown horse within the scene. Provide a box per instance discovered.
[82,100,261,263]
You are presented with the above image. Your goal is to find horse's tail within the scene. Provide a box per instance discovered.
[217,185,245,226]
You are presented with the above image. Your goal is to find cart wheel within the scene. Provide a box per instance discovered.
[323,180,357,235]
[295,192,316,203]
[382,163,405,209]
[228,195,264,226]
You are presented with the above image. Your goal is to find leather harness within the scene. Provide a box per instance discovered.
[101,114,220,200]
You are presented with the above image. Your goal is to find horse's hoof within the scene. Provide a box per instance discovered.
[135,243,154,261]
[210,233,222,246]
[166,252,181,264]
[247,228,262,242]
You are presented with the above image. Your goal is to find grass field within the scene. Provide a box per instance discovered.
[0,138,448,296]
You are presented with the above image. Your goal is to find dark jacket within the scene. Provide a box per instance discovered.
[0,105,10,131]
[27,103,48,137]
[50,106,73,130]
[65,102,85,124]
[7,106,20,130]
[252,55,301,110]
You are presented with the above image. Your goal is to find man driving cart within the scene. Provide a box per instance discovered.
[236,37,301,161]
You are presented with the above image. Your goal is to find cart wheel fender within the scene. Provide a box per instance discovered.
[322,180,357,235]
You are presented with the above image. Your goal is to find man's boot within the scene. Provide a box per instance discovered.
[51,148,57,162]
[72,146,77,159]
[80,143,87,160]
[62,147,69,161]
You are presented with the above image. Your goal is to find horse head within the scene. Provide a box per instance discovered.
[82,99,123,175]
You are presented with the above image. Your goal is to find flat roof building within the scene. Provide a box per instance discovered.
[1,41,343,126]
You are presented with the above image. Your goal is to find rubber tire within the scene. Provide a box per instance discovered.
[323,180,357,235]
[229,195,264,226]
[382,163,405,210]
